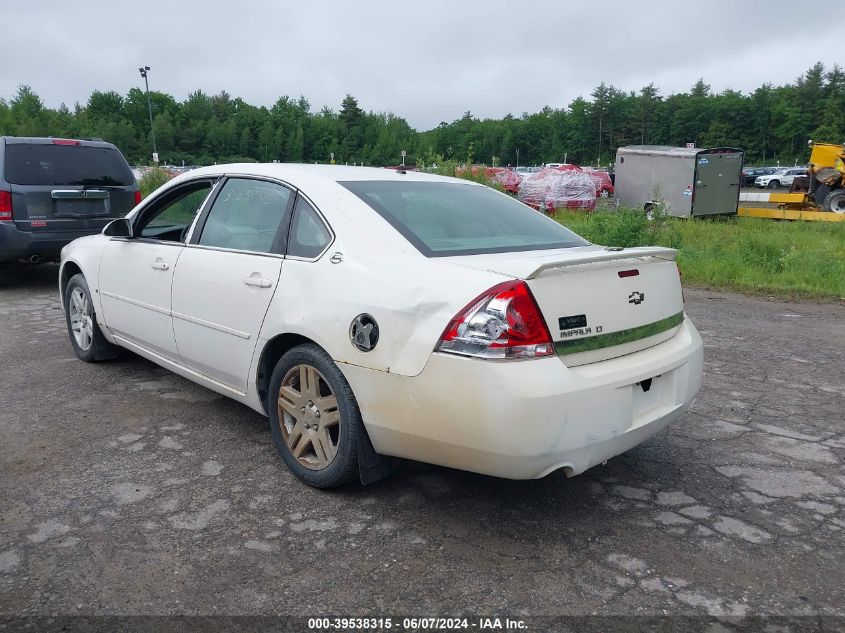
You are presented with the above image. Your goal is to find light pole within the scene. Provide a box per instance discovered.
[138,66,158,163]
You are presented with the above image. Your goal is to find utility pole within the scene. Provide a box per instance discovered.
[138,66,158,163]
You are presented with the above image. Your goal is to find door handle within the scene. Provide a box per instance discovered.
[151,261,170,271]
[242,276,273,288]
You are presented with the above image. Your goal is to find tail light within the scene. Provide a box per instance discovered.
[51,138,81,145]
[0,191,12,221]
[436,281,554,359]
[133,190,142,207]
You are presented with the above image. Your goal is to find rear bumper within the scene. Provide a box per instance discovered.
[340,318,703,480]
[0,222,101,262]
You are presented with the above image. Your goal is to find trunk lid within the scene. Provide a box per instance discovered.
[447,246,685,366]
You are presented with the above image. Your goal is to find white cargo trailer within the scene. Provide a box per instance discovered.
[614,145,744,217]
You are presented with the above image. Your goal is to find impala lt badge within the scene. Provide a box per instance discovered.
[628,291,645,305]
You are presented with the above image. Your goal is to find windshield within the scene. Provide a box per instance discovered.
[4,143,135,186]
[341,180,588,257]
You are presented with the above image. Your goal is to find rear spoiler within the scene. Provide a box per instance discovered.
[526,247,677,279]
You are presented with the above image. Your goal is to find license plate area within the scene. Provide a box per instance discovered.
[632,374,664,418]
[54,198,110,217]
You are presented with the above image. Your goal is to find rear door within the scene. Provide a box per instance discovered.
[691,151,742,216]
[782,169,805,187]
[2,139,137,235]
[171,177,294,392]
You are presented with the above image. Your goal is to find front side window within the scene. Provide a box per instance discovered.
[136,181,213,242]
[341,180,588,257]
[197,178,292,254]
[287,196,331,258]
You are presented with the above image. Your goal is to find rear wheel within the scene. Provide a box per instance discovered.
[767,180,780,189]
[268,344,360,488]
[599,189,610,198]
[823,189,845,213]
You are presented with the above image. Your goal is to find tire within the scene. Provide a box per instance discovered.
[823,189,845,214]
[64,273,118,362]
[268,343,361,488]
[767,180,780,189]
[599,189,610,198]
[813,183,832,206]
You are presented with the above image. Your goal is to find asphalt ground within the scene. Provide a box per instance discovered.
[1,264,844,631]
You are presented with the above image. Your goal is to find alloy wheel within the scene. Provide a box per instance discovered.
[69,287,94,351]
[277,364,341,470]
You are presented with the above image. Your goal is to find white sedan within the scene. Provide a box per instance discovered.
[59,164,703,488]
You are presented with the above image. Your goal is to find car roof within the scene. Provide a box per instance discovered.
[178,163,475,185]
[1,135,117,149]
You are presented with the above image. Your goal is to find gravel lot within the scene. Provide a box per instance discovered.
[1,264,844,627]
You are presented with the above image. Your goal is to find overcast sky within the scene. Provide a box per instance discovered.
[2,1,842,129]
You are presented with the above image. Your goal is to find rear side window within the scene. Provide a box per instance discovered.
[4,143,134,186]
[341,180,588,257]
[198,178,292,254]
[287,196,331,258]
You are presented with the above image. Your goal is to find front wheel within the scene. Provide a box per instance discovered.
[599,189,610,198]
[767,180,780,189]
[268,344,361,487]
[64,273,118,362]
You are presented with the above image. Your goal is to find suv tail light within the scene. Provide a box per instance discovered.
[436,281,554,359]
[0,191,12,221]
[133,190,142,207]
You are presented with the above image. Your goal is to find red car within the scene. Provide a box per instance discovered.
[583,168,614,198]
[456,166,524,195]
[518,165,597,212]
[487,167,522,194]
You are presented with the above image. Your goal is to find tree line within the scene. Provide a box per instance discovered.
[1,62,842,168]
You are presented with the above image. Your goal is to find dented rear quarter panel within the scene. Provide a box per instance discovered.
[260,184,509,377]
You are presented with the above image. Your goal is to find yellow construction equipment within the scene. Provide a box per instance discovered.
[738,139,845,221]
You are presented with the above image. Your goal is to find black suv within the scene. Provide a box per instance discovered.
[0,136,139,264]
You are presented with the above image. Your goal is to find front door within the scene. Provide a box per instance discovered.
[170,177,293,392]
[98,179,216,360]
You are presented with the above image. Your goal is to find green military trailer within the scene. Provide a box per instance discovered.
[613,145,744,217]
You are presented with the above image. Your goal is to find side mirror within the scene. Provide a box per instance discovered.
[103,218,133,238]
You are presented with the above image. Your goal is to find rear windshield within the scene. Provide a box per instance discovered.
[340,180,588,257]
[4,143,134,186]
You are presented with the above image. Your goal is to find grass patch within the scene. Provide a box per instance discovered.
[139,168,173,198]
[552,209,845,300]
